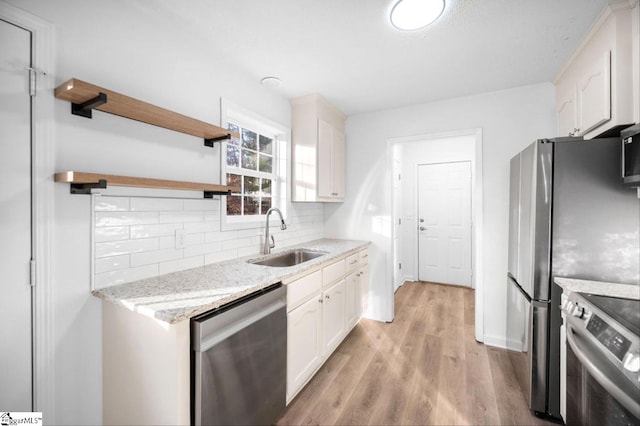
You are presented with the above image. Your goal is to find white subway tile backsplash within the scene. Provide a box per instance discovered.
[158,236,176,249]
[94,196,130,211]
[184,233,205,246]
[237,245,261,257]
[95,254,130,274]
[184,221,219,233]
[184,242,222,257]
[184,199,219,211]
[205,230,237,243]
[96,211,158,227]
[95,238,159,258]
[130,223,183,239]
[222,236,260,251]
[159,211,205,224]
[93,199,325,288]
[94,226,130,243]
[94,264,158,289]
[130,197,184,211]
[204,249,238,265]
[131,248,184,267]
[158,256,204,275]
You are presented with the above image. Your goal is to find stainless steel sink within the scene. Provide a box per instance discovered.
[249,249,327,267]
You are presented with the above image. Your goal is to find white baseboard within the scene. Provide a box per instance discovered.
[482,334,508,350]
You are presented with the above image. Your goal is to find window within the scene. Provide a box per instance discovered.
[225,123,275,216]
[221,100,289,228]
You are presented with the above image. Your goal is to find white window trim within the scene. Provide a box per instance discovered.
[220,99,290,231]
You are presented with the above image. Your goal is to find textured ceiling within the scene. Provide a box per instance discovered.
[144,0,609,115]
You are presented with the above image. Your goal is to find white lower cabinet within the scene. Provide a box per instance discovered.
[346,272,360,329]
[323,279,346,354]
[287,295,323,401]
[286,248,369,403]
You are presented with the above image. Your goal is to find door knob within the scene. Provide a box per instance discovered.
[419,226,427,231]
[419,218,425,223]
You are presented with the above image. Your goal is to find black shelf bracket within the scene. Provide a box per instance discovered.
[70,179,108,194]
[204,133,231,147]
[204,190,232,198]
[72,92,108,118]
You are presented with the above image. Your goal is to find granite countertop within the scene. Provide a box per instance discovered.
[555,277,640,300]
[92,238,370,324]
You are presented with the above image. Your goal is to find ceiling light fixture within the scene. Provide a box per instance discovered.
[390,0,445,31]
[261,76,282,89]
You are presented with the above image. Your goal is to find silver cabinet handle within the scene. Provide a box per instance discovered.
[350,260,358,265]
[319,299,323,304]
[419,226,427,231]
[325,295,330,299]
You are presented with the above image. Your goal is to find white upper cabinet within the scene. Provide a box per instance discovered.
[291,94,346,202]
[554,2,638,139]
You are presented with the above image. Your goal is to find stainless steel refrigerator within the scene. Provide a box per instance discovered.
[506,136,640,419]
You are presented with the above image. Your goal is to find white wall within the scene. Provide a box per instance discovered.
[398,135,475,281]
[324,83,556,346]
[5,1,310,424]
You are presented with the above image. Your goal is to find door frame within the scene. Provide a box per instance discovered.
[387,128,484,342]
[415,160,472,286]
[0,2,55,416]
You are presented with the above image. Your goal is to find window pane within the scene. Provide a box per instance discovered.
[241,150,257,170]
[227,173,241,192]
[260,197,272,214]
[227,196,242,216]
[259,154,272,173]
[242,128,257,150]
[259,135,273,155]
[226,145,240,167]
[227,123,240,146]
[244,176,259,195]
[244,196,259,215]
[228,123,240,134]
[261,178,272,195]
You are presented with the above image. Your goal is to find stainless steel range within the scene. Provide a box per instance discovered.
[562,292,640,425]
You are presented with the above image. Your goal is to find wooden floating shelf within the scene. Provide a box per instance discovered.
[54,78,239,144]
[54,171,239,197]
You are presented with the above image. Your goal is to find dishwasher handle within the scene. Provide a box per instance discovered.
[197,298,285,352]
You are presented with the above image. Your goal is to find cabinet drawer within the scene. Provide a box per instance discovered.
[287,270,322,311]
[323,259,345,287]
[345,253,360,273]
[359,249,369,266]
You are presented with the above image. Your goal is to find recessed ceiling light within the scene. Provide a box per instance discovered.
[261,76,282,88]
[390,0,445,31]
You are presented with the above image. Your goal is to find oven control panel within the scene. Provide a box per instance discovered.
[586,314,631,361]
[562,292,640,386]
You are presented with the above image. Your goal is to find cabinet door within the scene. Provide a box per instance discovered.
[287,296,323,400]
[359,264,369,315]
[345,272,359,329]
[323,279,346,354]
[557,89,578,137]
[332,128,346,198]
[317,119,333,198]
[578,51,611,135]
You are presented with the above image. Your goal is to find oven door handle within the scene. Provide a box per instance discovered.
[566,324,640,416]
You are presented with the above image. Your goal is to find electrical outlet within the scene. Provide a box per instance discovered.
[175,229,186,249]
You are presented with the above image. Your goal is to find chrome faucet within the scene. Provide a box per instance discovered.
[263,207,287,254]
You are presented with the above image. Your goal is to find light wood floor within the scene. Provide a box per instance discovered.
[276,281,556,426]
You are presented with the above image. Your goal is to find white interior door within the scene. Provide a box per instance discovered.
[0,18,33,411]
[418,162,472,286]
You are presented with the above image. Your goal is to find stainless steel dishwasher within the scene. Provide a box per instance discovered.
[191,283,286,426]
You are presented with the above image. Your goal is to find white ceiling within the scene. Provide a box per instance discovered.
[145,0,610,116]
